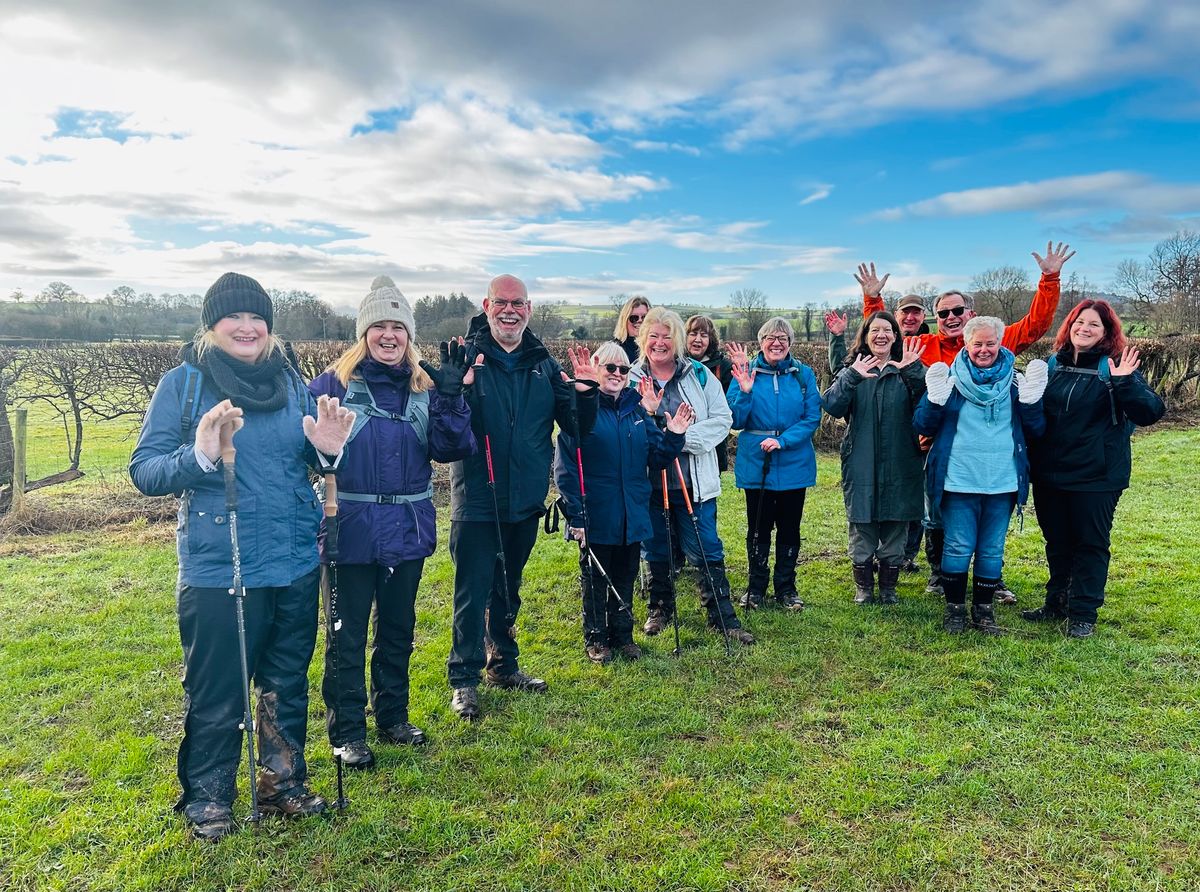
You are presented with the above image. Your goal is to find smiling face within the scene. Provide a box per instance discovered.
[626,305,648,339]
[965,325,1001,368]
[759,330,791,363]
[212,312,269,362]
[686,327,710,358]
[366,319,409,365]
[645,323,676,369]
[867,318,896,359]
[483,275,530,350]
[896,305,926,336]
[599,360,630,396]
[1069,307,1106,354]
[935,292,972,338]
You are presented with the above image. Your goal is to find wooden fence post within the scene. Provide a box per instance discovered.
[11,408,26,514]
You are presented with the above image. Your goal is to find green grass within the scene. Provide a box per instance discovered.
[1,422,1198,891]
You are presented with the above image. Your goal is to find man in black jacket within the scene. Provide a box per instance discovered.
[447,274,598,720]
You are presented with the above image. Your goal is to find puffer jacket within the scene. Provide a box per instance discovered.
[451,314,597,523]
[1029,348,1165,491]
[130,362,323,588]
[553,388,684,546]
[309,359,475,566]
[629,357,731,502]
[726,355,821,491]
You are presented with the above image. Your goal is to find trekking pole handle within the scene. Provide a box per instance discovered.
[673,459,694,514]
[661,470,669,509]
[484,434,496,485]
[323,472,340,563]
[575,447,586,498]
[219,424,238,511]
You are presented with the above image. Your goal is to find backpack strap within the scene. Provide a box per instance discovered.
[179,363,204,444]
[1046,355,1119,425]
[341,377,430,452]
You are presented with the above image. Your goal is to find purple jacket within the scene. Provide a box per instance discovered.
[309,359,476,566]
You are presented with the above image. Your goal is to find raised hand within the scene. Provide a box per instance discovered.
[824,310,848,336]
[303,394,355,455]
[850,354,880,377]
[1016,359,1049,404]
[419,338,471,397]
[637,375,662,413]
[854,262,890,297]
[665,402,696,433]
[894,337,927,368]
[1032,241,1076,275]
[1109,346,1141,377]
[196,399,244,463]
[925,362,955,406]
[727,342,756,393]
[566,345,599,391]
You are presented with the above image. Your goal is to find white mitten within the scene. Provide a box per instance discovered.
[1017,359,1048,404]
[925,362,955,406]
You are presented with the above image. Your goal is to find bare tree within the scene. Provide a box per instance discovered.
[731,287,770,340]
[529,300,569,339]
[1113,231,1200,334]
[909,281,940,300]
[0,349,23,491]
[969,266,1032,319]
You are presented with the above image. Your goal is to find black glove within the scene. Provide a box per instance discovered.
[419,340,469,397]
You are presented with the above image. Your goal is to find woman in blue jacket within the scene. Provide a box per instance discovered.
[913,316,1047,635]
[308,276,476,769]
[553,341,693,664]
[726,317,822,611]
[130,272,354,842]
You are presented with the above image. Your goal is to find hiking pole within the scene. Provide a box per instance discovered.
[219,424,262,824]
[674,458,732,657]
[745,449,773,608]
[662,470,681,657]
[322,472,349,812]
[473,369,516,635]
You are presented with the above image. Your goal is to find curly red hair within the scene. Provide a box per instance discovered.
[1052,299,1126,359]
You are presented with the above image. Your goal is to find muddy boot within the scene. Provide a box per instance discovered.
[772,545,804,610]
[943,602,967,634]
[941,571,968,634]
[739,539,770,609]
[971,577,1004,635]
[643,561,675,636]
[853,562,875,605]
[877,563,901,605]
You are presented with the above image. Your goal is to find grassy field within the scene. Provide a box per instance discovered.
[1,414,1198,891]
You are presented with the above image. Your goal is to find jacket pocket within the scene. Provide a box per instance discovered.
[293,485,321,558]
[184,492,257,570]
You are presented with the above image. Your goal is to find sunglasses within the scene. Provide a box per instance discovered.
[603,363,631,375]
[628,314,647,323]
[936,306,967,319]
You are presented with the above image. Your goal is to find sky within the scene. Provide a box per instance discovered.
[2,0,1198,312]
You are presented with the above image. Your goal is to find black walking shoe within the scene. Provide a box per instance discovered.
[258,788,329,819]
[379,722,427,746]
[615,642,643,660]
[925,575,944,596]
[971,602,1004,636]
[450,687,481,720]
[1021,604,1067,623]
[738,590,765,610]
[185,803,235,843]
[775,592,805,611]
[585,644,613,665]
[332,740,376,770]
[1067,620,1096,639]
[643,607,670,636]
[901,559,921,573]
[943,603,967,634]
[484,669,549,692]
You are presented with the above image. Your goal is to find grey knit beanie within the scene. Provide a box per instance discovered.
[357,275,416,340]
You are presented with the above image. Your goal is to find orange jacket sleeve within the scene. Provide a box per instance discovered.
[1001,272,1060,356]
[863,290,884,319]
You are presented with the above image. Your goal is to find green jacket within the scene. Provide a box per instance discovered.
[821,361,926,524]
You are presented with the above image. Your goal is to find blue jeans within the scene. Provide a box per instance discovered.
[643,494,725,565]
[940,491,1015,578]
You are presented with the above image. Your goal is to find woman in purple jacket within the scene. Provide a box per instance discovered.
[309,276,476,769]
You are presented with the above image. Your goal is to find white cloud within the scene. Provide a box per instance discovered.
[799,184,833,206]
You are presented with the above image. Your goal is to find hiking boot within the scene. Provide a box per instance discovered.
[925,574,944,595]
[742,538,770,609]
[185,803,234,843]
[853,562,875,605]
[970,602,1004,636]
[995,578,1017,605]
[379,722,427,746]
[450,686,481,721]
[615,642,642,661]
[1023,589,1067,623]
[332,740,376,770]
[643,607,670,636]
[738,590,765,610]
[586,644,612,665]
[901,559,921,574]
[723,627,756,646]
[484,669,549,692]
[1067,620,1096,639]
[772,545,801,609]
[943,602,967,634]
[258,787,329,819]
[877,563,901,606]
[775,591,805,611]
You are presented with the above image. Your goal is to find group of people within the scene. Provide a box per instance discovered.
[130,243,1164,842]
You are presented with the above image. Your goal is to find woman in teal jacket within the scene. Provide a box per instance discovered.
[726,316,822,610]
[130,272,353,842]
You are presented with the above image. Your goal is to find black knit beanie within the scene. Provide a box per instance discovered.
[201,272,274,331]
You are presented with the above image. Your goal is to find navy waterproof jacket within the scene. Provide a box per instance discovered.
[130,362,325,588]
[913,383,1046,511]
[553,389,684,546]
[309,359,475,566]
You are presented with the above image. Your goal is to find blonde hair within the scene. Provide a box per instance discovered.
[613,295,650,340]
[636,307,687,364]
[592,341,629,367]
[327,335,433,392]
[193,328,285,364]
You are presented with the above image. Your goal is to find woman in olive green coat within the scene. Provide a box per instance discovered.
[821,311,926,605]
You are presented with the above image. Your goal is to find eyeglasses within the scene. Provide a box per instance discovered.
[936,306,966,319]
[761,335,790,344]
[490,299,527,311]
[603,363,631,375]
[629,314,647,323]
